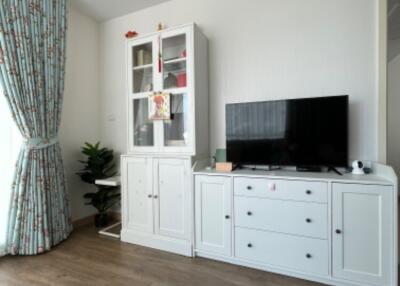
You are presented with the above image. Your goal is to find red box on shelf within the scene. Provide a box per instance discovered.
[177,72,187,87]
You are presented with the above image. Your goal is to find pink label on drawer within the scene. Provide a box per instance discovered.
[268,182,276,191]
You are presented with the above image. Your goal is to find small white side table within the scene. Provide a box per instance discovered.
[95,176,121,239]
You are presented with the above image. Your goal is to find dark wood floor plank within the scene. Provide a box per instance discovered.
[0,225,325,286]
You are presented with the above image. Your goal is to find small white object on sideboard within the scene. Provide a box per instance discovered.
[193,164,398,286]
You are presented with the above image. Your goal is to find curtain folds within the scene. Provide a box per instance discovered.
[0,0,72,255]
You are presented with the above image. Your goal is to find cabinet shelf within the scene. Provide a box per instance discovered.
[165,140,186,147]
[164,57,186,65]
[130,88,187,98]
[164,60,186,73]
[163,87,187,94]
[133,64,153,70]
[130,91,152,98]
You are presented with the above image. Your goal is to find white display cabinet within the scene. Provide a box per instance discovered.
[122,23,209,256]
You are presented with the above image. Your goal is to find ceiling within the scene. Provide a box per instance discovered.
[389,0,400,40]
[70,0,170,22]
[71,0,400,38]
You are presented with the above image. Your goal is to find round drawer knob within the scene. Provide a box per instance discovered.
[154,195,158,199]
[335,229,342,234]
[246,186,252,190]
[148,194,152,198]
[225,215,230,219]
[306,253,312,259]
[247,211,252,216]
[306,190,312,195]
[305,218,312,223]
[247,243,253,248]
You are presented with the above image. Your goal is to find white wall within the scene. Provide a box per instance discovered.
[388,54,400,175]
[99,0,380,163]
[60,7,100,221]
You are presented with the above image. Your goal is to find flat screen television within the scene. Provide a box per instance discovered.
[226,95,349,167]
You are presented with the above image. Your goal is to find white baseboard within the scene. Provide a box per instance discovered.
[121,228,193,257]
[195,250,371,286]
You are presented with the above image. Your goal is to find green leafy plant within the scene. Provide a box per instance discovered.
[76,142,120,227]
[82,186,120,215]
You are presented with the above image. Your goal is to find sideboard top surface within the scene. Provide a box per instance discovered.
[194,168,394,186]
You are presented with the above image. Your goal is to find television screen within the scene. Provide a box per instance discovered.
[226,95,348,167]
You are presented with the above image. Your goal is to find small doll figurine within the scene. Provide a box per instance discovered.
[157,23,164,31]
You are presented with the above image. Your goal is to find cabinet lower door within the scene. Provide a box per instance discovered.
[195,175,232,256]
[122,157,153,233]
[154,158,191,240]
[332,183,393,285]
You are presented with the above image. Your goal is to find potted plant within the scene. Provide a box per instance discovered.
[76,142,120,227]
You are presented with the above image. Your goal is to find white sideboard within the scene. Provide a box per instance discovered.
[193,164,398,286]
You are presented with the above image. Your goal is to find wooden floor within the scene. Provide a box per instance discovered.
[0,225,325,286]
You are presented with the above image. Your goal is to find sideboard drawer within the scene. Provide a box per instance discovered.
[235,227,328,276]
[235,197,327,239]
[234,177,327,203]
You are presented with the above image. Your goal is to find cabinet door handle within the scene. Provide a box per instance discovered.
[246,186,252,190]
[305,218,312,223]
[335,229,342,234]
[225,215,230,219]
[306,190,312,195]
[247,211,252,216]
[153,195,158,199]
[247,243,253,248]
[306,253,312,259]
[148,194,152,198]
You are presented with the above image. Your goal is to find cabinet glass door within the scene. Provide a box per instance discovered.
[132,98,154,148]
[128,29,193,154]
[163,93,190,149]
[162,34,187,90]
[130,41,154,94]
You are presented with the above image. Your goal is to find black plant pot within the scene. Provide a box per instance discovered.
[95,213,109,228]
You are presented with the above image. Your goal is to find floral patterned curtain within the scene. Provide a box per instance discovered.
[0,0,72,255]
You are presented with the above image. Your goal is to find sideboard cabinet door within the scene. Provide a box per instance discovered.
[195,175,232,256]
[332,183,393,285]
[122,157,154,233]
[154,158,191,240]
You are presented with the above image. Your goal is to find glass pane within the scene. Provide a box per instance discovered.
[132,43,153,93]
[163,61,186,89]
[163,34,187,89]
[133,43,152,67]
[164,93,189,147]
[163,34,186,61]
[133,68,153,93]
[133,98,154,146]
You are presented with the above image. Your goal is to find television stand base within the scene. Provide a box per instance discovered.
[296,166,322,172]
[327,166,343,176]
[237,165,281,172]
